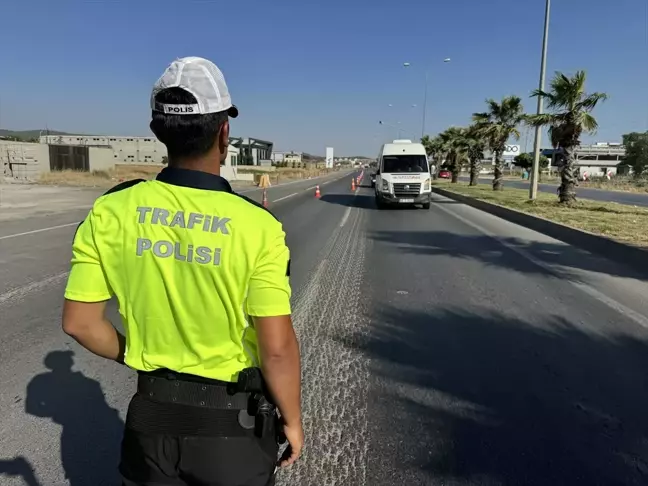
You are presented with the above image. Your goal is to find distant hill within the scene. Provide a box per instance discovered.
[302,152,324,162]
[0,129,75,142]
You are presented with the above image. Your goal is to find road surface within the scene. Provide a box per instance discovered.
[461,176,648,207]
[2,170,648,486]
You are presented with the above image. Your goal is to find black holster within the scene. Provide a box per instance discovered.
[231,368,277,439]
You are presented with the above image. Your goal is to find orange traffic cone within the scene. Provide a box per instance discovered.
[351,178,356,191]
[315,185,321,198]
[262,188,268,208]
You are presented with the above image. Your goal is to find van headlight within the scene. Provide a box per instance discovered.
[381,180,390,192]
[423,178,431,191]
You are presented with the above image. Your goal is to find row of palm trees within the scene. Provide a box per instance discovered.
[422,70,608,204]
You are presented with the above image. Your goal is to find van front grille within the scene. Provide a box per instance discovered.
[393,183,421,197]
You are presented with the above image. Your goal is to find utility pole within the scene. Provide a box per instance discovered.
[529,0,551,200]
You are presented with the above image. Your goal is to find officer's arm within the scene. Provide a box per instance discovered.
[61,210,126,363]
[247,225,301,428]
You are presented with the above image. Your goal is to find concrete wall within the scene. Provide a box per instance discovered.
[88,147,117,172]
[0,141,49,179]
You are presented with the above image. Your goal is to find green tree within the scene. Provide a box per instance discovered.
[472,96,525,191]
[621,131,648,178]
[513,152,549,170]
[526,70,607,204]
[439,127,467,184]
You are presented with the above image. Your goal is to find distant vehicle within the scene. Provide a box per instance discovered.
[438,169,451,179]
[374,139,432,210]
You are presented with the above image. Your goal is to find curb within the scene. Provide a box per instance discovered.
[432,186,648,269]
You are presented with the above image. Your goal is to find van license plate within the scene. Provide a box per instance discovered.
[399,199,414,203]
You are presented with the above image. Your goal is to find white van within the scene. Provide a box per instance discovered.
[374,140,432,209]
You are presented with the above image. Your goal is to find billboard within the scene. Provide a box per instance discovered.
[325,147,334,168]
[503,145,521,159]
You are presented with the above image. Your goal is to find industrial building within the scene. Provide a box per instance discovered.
[1,133,274,181]
[542,143,627,176]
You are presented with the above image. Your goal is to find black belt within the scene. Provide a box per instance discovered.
[137,374,250,410]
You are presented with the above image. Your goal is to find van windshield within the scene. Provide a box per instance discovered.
[382,155,429,173]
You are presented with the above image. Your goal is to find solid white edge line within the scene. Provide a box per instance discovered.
[432,195,648,330]
[0,222,80,241]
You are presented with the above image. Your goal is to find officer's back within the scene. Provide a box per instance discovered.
[62,57,303,486]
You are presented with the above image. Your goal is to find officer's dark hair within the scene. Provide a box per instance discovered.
[150,87,228,161]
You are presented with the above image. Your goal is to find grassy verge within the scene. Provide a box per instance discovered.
[237,167,337,185]
[433,180,648,248]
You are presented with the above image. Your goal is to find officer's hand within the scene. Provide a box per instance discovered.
[279,421,304,467]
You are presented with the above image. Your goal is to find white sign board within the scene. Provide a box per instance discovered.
[325,147,334,169]
[503,145,520,159]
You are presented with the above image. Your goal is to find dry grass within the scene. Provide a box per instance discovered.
[38,165,163,188]
[434,180,648,248]
[238,167,336,185]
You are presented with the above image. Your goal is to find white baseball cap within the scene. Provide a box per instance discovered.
[151,56,238,118]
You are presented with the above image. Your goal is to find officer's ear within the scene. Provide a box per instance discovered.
[219,120,230,151]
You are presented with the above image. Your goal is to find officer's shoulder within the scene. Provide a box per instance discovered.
[92,178,147,209]
[102,178,147,196]
[228,192,280,224]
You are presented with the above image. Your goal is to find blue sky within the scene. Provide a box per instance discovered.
[1,0,646,156]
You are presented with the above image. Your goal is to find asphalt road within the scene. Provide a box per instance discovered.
[2,170,648,485]
[462,176,648,207]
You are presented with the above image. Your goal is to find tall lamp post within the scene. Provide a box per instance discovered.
[404,58,451,140]
[529,0,551,200]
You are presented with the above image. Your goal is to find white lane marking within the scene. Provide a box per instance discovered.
[433,197,648,330]
[0,272,69,306]
[340,207,352,227]
[272,192,299,203]
[0,222,80,241]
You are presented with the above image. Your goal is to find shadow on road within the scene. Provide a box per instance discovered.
[341,305,648,486]
[25,350,124,486]
[320,194,459,210]
[0,457,42,486]
[320,194,379,210]
[369,229,648,282]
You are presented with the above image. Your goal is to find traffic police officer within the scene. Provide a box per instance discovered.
[62,56,303,485]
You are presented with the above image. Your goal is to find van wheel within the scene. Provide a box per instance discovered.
[375,198,385,210]
[422,202,431,210]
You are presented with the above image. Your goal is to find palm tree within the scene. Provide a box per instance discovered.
[438,127,466,183]
[526,70,607,204]
[464,126,488,186]
[421,135,446,172]
[472,96,525,191]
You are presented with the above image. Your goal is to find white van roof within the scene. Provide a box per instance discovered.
[382,140,427,157]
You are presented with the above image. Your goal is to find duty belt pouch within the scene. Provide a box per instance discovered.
[254,394,275,439]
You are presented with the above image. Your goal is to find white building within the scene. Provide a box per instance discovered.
[271,151,303,164]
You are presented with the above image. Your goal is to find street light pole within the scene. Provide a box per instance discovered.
[421,70,429,140]
[529,0,551,201]
[404,59,450,140]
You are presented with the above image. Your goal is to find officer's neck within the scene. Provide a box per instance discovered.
[170,157,221,177]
